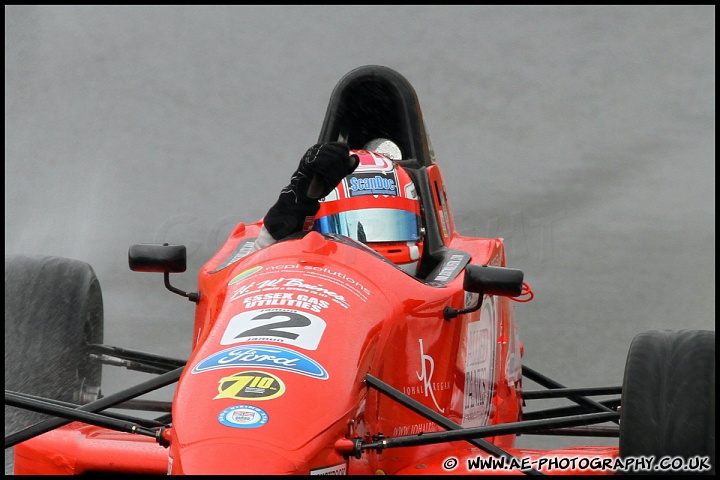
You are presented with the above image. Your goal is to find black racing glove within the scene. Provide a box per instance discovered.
[263,142,359,240]
[301,142,359,199]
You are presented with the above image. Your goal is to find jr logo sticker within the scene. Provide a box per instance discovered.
[417,338,445,413]
[215,371,285,400]
[221,309,326,350]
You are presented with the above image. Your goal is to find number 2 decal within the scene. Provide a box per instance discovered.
[221,309,326,350]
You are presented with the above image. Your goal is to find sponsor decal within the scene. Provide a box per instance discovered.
[415,338,448,413]
[191,344,329,379]
[431,252,470,283]
[402,380,452,398]
[229,266,263,285]
[218,404,269,429]
[401,343,453,401]
[210,239,257,273]
[214,370,285,400]
[310,463,347,475]
[227,263,370,303]
[462,300,496,428]
[345,171,398,197]
[392,421,438,437]
[436,184,451,237]
[250,264,372,299]
[404,181,418,200]
[240,292,330,313]
[221,309,326,350]
[231,277,350,310]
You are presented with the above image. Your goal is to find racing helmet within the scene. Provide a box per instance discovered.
[363,137,403,161]
[313,142,424,275]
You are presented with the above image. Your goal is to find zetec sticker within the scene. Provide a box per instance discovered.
[191,344,329,379]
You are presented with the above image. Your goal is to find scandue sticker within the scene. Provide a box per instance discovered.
[345,171,398,197]
[214,370,285,400]
[218,404,268,429]
[191,344,329,380]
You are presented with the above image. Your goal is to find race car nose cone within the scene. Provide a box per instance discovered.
[176,441,299,474]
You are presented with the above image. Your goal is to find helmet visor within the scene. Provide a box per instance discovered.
[314,208,421,243]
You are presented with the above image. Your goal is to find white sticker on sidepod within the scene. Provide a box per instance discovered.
[310,463,347,475]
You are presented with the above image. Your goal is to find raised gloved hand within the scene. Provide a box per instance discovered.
[289,142,359,200]
[262,142,359,241]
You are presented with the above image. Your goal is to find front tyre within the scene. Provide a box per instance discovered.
[5,255,104,422]
[619,329,715,475]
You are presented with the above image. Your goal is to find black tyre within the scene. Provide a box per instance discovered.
[5,255,104,425]
[619,329,715,475]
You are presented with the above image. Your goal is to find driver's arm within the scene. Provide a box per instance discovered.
[252,142,358,251]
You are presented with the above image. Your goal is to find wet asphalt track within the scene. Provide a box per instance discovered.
[5,5,715,474]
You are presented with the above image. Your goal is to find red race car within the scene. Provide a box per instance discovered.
[5,65,715,475]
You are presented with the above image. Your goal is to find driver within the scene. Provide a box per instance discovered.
[253,139,424,275]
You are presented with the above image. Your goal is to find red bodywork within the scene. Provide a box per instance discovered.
[9,66,618,475]
[14,162,620,475]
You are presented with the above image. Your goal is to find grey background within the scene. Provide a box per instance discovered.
[5,5,715,471]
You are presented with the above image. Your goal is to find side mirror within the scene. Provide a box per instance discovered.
[128,243,187,273]
[128,243,198,303]
[444,264,524,320]
[463,264,524,297]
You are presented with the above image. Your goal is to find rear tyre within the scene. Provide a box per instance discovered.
[5,255,104,432]
[619,329,715,475]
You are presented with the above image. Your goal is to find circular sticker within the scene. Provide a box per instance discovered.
[218,404,269,429]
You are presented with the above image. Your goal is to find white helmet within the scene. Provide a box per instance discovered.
[363,138,402,161]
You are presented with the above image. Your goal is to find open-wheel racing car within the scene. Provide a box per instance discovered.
[5,65,715,475]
